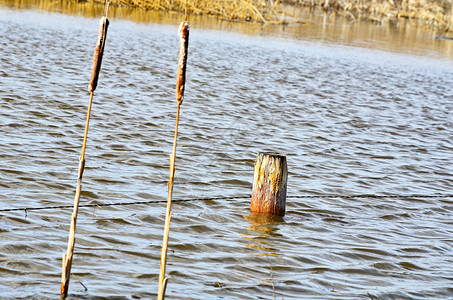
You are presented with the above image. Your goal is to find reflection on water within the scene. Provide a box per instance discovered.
[1,0,452,60]
[243,213,283,257]
[244,213,283,237]
[1,0,453,299]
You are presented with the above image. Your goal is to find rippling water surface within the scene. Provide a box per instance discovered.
[1,1,453,299]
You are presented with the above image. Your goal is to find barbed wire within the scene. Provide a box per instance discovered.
[1,194,453,214]
[287,194,453,199]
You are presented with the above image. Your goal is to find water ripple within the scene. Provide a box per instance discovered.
[1,4,453,300]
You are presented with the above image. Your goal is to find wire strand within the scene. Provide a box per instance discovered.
[1,194,452,213]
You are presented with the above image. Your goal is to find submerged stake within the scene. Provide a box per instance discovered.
[251,153,288,216]
[61,15,109,298]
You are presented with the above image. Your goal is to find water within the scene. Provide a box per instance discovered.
[1,1,453,299]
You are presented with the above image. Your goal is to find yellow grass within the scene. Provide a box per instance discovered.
[108,0,281,23]
[81,0,453,34]
[286,0,453,34]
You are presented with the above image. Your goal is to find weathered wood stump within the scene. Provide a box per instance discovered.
[251,153,288,216]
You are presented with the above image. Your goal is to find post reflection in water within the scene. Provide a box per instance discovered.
[243,213,284,257]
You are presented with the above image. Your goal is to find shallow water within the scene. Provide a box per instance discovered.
[1,1,453,299]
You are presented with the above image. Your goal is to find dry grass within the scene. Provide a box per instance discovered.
[285,0,453,34]
[107,0,283,23]
[84,0,452,34]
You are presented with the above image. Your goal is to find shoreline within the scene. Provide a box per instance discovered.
[0,0,451,38]
[283,0,452,34]
[95,0,452,36]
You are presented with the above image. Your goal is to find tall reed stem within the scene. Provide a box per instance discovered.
[61,14,109,298]
[157,20,189,300]
[60,92,92,297]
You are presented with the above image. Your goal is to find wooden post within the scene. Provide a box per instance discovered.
[251,153,288,216]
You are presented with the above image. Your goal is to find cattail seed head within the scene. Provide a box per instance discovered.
[89,17,109,93]
[176,21,189,104]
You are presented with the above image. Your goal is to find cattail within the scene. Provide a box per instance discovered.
[157,20,190,300]
[61,15,109,298]
[89,17,109,93]
[176,21,189,104]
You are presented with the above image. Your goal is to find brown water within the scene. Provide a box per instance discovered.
[1,0,453,299]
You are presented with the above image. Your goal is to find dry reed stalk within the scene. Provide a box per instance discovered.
[61,14,109,298]
[157,20,189,300]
